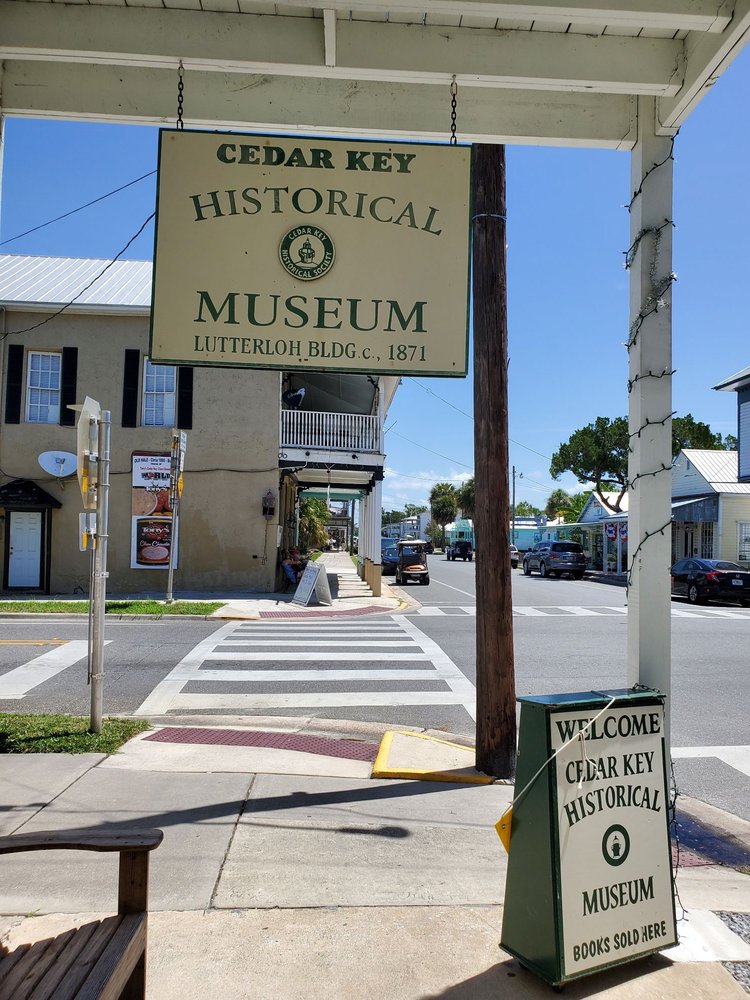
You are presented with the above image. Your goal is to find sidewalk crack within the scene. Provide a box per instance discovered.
[208,772,256,910]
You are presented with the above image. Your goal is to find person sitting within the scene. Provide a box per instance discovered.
[281,550,300,589]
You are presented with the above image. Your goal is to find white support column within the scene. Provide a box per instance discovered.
[627,97,674,737]
[371,477,383,596]
[358,494,368,580]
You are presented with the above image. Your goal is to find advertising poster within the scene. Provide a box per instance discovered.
[130,452,177,569]
[551,703,677,977]
[150,130,471,376]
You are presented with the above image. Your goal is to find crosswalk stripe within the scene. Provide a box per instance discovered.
[188,668,456,682]
[555,606,604,616]
[0,641,104,700]
[170,692,470,710]
[216,640,416,647]
[511,607,549,617]
[204,651,432,661]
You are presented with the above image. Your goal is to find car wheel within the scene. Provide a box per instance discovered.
[741,599,750,608]
[688,584,702,604]
[523,562,531,576]
[511,561,518,570]
[573,573,584,580]
[539,562,547,578]
[468,554,473,562]
[421,576,429,585]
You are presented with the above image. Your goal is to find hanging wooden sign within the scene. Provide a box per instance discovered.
[150,130,471,377]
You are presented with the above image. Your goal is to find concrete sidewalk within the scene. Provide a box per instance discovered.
[1,718,749,999]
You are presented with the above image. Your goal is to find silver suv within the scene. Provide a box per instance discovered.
[523,541,586,579]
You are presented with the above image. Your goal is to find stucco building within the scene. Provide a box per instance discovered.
[0,254,394,595]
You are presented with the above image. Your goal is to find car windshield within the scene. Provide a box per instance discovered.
[401,546,423,557]
[383,546,397,557]
[552,543,582,553]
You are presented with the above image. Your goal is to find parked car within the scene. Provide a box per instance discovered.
[523,541,586,579]
[446,539,473,561]
[509,544,519,569]
[381,541,399,575]
[670,558,750,606]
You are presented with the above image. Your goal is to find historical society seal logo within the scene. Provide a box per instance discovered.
[279,226,335,281]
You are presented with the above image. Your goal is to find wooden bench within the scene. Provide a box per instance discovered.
[0,829,163,1000]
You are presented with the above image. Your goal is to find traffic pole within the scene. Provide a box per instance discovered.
[89,410,110,734]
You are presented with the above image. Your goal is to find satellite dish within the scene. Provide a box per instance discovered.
[38,451,78,478]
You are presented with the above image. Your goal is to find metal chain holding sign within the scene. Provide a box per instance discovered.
[450,76,458,145]
[176,61,185,130]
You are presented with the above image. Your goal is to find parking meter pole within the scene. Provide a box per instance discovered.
[89,410,110,735]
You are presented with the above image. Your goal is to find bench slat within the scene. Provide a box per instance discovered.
[28,921,101,1000]
[0,936,61,1000]
[0,830,163,857]
[13,928,78,1000]
[0,940,31,980]
[76,914,146,1000]
[48,916,122,1000]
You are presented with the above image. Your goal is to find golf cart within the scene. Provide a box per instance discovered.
[395,539,430,586]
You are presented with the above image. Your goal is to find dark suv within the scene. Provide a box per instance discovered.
[446,539,473,561]
[523,541,586,579]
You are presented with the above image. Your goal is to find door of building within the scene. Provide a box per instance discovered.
[8,511,42,587]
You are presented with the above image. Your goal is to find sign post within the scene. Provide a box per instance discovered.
[74,398,110,735]
[165,430,187,604]
[500,688,677,987]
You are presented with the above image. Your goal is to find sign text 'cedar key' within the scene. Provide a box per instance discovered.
[150,130,472,376]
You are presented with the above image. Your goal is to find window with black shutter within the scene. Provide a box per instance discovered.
[59,347,78,426]
[177,366,194,430]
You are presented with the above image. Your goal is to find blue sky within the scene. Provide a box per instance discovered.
[1,54,748,512]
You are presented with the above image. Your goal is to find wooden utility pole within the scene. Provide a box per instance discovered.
[472,143,516,778]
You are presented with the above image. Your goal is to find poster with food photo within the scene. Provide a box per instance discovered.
[130,452,177,569]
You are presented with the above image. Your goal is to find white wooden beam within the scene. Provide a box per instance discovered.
[0,2,684,96]
[323,9,337,68]
[657,0,750,126]
[0,60,637,148]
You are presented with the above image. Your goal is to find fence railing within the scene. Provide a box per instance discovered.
[281,410,382,453]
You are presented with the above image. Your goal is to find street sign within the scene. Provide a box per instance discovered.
[500,689,677,987]
[75,396,101,511]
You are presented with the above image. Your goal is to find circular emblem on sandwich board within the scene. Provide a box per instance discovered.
[279,226,335,281]
[602,824,630,867]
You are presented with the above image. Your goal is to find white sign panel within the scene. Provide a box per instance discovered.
[292,561,333,606]
[551,703,677,977]
[150,130,471,376]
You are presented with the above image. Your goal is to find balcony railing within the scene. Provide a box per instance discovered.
[281,410,381,454]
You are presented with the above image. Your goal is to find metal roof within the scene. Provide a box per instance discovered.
[2,0,748,147]
[713,364,750,392]
[681,449,750,494]
[0,255,153,313]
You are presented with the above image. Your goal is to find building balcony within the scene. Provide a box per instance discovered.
[281,410,382,455]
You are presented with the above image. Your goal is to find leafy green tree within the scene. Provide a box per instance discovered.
[551,413,732,515]
[545,488,573,518]
[560,490,592,522]
[513,501,541,517]
[725,434,738,451]
[382,509,405,528]
[404,503,428,517]
[672,414,725,452]
[457,478,475,516]
[298,497,331,551]
[429,482,458,546]
[550,417,629,513]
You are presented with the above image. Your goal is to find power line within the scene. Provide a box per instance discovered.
[0,170,157,247]
[386,429,473,470]
[2,213,156,339]
[405,377,552,461]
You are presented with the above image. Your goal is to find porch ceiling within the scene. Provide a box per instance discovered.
[1,0,748,147]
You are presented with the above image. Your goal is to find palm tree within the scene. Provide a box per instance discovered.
[429,482,458,548]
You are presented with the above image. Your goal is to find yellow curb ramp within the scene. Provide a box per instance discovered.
[372,730,494,784]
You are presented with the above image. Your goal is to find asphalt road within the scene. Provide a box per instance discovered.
[0,552,747,818]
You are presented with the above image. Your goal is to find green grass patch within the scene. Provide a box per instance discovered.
[0,714,149,754]
[0,600,223,616]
